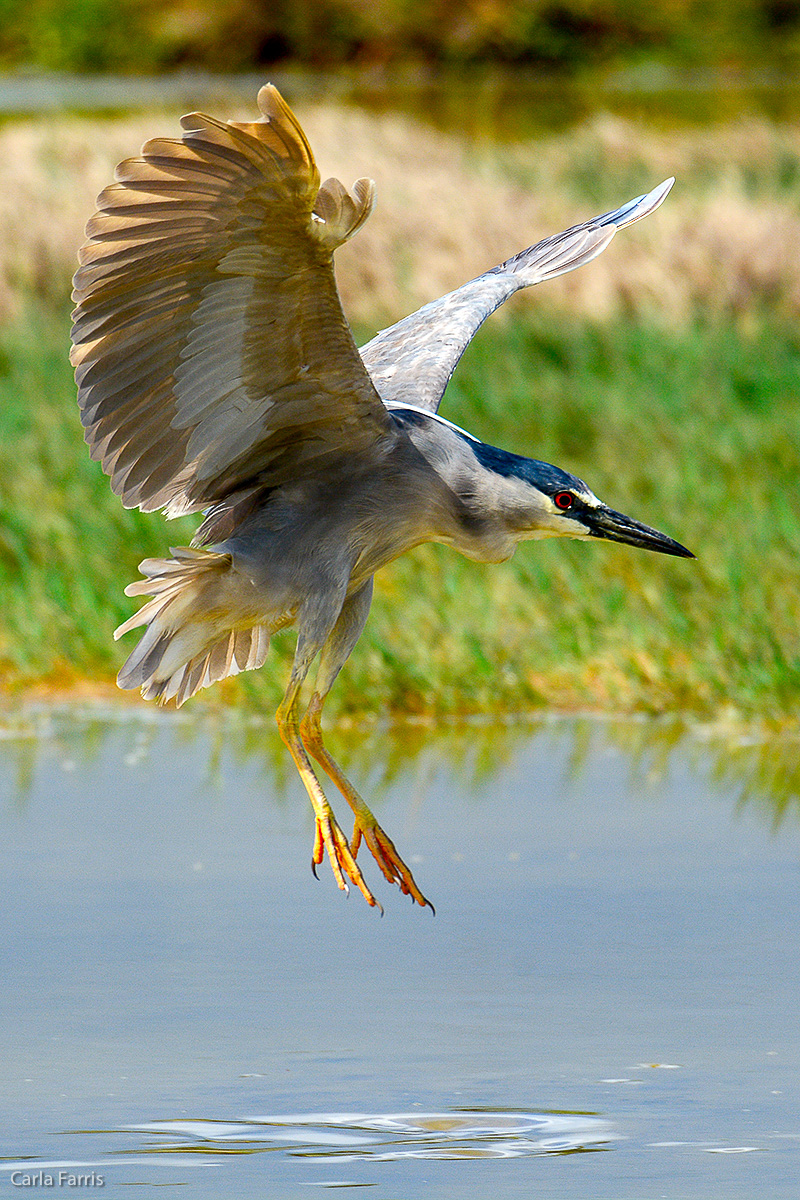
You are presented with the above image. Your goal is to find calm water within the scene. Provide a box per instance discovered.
[2,67,800,136]
[1,708,799,1198]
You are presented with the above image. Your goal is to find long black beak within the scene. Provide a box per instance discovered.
[584,506,695,558]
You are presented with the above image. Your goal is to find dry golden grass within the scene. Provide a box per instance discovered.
[1,101,799,326]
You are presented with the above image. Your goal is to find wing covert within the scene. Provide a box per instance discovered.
[71,84,392,516]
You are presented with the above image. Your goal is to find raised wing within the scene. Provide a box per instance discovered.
[359,177,674,414]
[71,84,394,517]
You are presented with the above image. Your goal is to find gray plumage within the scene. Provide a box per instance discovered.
[360,177,673,412]
[71,85,691,911]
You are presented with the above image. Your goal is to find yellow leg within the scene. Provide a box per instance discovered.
[299,691,433,911]
[276,688,381,910]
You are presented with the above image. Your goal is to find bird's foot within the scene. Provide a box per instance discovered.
[351,818,433,912]
[312,807,383,910]
[298,697,433,911]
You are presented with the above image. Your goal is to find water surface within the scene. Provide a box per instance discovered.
[1,708,798,1198]
[2,67,800,135]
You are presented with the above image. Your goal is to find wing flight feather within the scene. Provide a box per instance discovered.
[71,84,391,517]
[359,178,674,413]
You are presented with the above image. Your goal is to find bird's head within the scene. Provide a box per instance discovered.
[470,441,694,559]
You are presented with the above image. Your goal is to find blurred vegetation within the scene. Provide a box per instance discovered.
[0,0,799,74]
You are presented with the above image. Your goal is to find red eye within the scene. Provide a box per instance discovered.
[554,491,574,510]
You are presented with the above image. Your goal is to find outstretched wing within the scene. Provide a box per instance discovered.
[359,178,674,414]
[71,84,394,517]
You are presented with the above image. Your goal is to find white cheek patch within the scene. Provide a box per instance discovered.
[529,514,592,539]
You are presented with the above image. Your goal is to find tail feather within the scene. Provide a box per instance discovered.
[115,546,270,706]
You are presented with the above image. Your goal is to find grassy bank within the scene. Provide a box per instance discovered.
[1,301,798,723]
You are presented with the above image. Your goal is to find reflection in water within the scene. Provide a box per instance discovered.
[1,704,798,829]
[124,1109,617,1161]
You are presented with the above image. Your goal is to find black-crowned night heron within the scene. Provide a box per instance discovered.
[71,85,692,911]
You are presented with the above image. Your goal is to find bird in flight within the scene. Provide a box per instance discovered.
[71,85,692,912]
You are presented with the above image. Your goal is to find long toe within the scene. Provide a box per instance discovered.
[355,820,433,911]
[315,811,382,909]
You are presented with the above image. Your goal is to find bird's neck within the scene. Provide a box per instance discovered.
[397,423,552,563]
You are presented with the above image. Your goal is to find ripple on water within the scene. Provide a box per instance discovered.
[123,1109,619,1161]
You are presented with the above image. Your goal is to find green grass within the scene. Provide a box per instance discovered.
[1,301,799,724]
